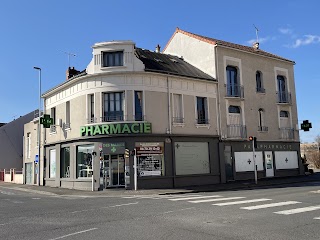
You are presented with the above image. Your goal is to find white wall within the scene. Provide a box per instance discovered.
[235,152,264,172]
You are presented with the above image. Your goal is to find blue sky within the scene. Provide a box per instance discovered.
[0,0,318,143]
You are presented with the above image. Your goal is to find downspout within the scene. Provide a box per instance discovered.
[214,45,222,138]
[167,76,172,134]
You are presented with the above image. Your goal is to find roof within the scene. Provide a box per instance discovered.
[164,28,295,64]
[135,48,215,81]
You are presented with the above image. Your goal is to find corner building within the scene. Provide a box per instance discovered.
[23,29,304,190]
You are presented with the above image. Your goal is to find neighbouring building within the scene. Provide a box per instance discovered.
[0,112,34,171]
[23,28,304,190]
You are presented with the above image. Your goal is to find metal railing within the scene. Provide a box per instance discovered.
[196,118,209,125]
[227,124,247,138]
[276,91,292,104]
[133,115,146,121]
[50,125,56,133]
[256,87,265,93]
[258,126,268,132]
[173,117,185,124]
[280,127,294,140]
[101,114,125,122]
[225,84,244,98]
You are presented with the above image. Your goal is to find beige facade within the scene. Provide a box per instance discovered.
[23,29,303,190]
[164,29,299,142]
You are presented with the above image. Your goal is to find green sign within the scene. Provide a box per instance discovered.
[102,142,125,154]
[301,120,312,132]
[80,122,152,136]
[40,114,54,128]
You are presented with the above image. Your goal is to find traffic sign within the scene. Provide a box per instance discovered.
[35,154,39,164]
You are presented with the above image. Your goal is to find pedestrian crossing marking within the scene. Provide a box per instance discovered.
[189,196,245,203]
[122,194,202,199]
[169,195,222,201]
[241,201,301,210]
[274,205,320,215]
[213,198,272,206]
[314,217,320,219]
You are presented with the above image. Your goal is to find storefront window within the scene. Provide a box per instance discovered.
[76,144,94,178]
[49,149,56,178]
[61,147,70,178]
[135,142,164,177]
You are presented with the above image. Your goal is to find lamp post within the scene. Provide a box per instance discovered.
[34,66,41,186]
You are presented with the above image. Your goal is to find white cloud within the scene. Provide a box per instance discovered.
[246,37,270,45]
[279,28,293,35]
[291,35,320,48]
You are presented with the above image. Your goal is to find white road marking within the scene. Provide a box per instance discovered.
[0,191,15,195]
[32,198,41,200]
[274,205,320,215]
[241,201,301,210]
[122,194,202,199]
[314,217,320,219]
[169,195,222,201]
[163,207,195,214]
[189,197,245,203]
[71,202,139,213]
[48,228,97,240]
[213,198,272,206]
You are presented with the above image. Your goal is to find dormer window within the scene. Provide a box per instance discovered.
[102,51,123,67]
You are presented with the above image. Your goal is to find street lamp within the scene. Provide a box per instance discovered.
[34,66,41,186]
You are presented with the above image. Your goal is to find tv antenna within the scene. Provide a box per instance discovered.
[253,24,259,43]
[64,51,76,67]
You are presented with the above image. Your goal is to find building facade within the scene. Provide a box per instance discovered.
[23,29,304,190]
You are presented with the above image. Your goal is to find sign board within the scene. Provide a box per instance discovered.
[35,154,39,164]
[301,120,312,131]
[80,122,152,136]
[40,114,54,128]
[102,142,125,154]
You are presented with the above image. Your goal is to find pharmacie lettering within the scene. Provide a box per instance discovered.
[80,122,152,136]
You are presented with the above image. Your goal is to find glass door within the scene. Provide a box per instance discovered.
[110,155,125,187]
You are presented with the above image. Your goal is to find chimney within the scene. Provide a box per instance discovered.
[253,42,259,50]
[66,67,81,80]
[155,44,161,53]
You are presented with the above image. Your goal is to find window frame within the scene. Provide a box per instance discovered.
[134,91,144,121]
[256,71,265,93]
[103,92,124,122]
[172,93,184,124]
[196,96,209,125]
[102,51,124,67]
[60,147,70,178]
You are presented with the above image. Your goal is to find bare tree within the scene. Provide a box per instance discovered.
[308,151,320,169]
[315,135,320,145]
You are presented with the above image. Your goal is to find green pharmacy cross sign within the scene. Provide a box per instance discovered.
[301,120,312,132]
[40,114,54,128]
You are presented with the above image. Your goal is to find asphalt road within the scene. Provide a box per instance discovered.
[1,181,320,240]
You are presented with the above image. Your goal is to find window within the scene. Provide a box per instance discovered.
[256,71,265,93]
[50,107,56,133]
[60,147,70,178]
[277,75,288,103]
[26,133,31,159]
[102,51,123,67]
[65,101,70,129]
[49,149,56,178]
[103,92,124,122]
[134,91,143,121]
[258,108,268,131]
[226,66,240,96]
[88,94,95,123]
[173,94,184,124]
[76,144,94,178]
[196,96,208,124]
[228,105,240,114]
[280,110,289,118]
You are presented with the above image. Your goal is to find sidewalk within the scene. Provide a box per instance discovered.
[1,173,320,197]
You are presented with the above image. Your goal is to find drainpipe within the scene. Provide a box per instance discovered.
[214,45,222,138]
[167,76,172,134]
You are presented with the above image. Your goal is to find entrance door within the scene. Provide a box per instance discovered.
[265,151,274,177]
[25,163,32,184]
[110,155,125,187]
